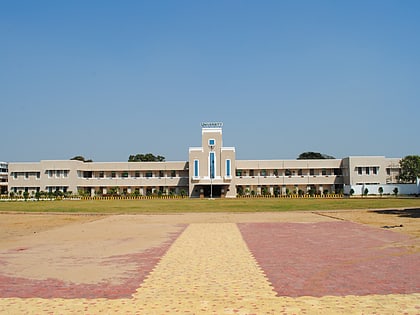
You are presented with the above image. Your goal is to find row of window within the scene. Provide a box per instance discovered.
[357,167,379,175]
[193,159,232,178]
[80,170,182,179]
[236,168,342,177]
[11,171,68,179]
[47,170,69,178]
[12,172,41,179]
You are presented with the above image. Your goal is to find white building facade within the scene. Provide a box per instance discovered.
[5,124,419,197]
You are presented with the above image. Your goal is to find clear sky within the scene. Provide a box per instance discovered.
[2,1,419,162]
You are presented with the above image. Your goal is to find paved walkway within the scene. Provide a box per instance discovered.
[0,223,419,314]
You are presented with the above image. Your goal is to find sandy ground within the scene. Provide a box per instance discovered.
[1,208,418,241]
[316,208,420,238]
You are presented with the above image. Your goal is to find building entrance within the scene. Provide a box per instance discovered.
[201,185,227,198]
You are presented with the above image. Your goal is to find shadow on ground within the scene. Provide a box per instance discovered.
[370,208,420,218]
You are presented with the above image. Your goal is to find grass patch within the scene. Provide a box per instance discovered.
[0,197,419,214]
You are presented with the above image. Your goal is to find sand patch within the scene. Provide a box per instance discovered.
[0,216,185,284]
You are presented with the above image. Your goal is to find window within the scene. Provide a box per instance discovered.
[322,169,327,176]
[274,169,278,176]
[365,167,370,175]
[135,171,140,177]
[285,169,292,176]
[99,172,104,178]
[111,172,116,178]
[310,169,315,176]
[209,152,215,179]
[122,172,128,178]
[226,159,231,177]
[373,167,378,175]
[358,167,362,175]
[298,169,303,176]
[146,172,153,178]
[208,139,215,147]
[386,168,391,175]
[194,160,199,178]
[36,172,40,179]
[171,170,176,177]
[63,170,68,178]
[236,169,242,176]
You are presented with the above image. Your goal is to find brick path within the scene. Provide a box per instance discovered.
[238,221,420,297]
[0,222,419,314]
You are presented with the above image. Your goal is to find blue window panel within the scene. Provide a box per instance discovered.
[209,139,215,146]
[194,160,199,177]
[210,152,215,179]
[226,159,231,177]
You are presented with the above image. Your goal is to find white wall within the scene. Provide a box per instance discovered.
[344,183,419,196]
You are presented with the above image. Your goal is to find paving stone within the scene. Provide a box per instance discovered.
[0,222,419,314]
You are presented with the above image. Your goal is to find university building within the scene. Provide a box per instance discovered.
[5,123,419,198]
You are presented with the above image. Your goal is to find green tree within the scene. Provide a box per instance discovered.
[128,153,165,162]
[393,187,399,197]
[297,152,335,160]
[70,156,93,162]
[349,188,355,196]
[399,155,420,183]
[378,186,384,197]
[363,188,369,196]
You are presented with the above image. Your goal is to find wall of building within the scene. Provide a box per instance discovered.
[0,162,8,194]
[189,127,236,197]
[6,126,413,198]
[8,160,189,197]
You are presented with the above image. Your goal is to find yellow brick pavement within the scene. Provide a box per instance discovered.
[0,223,419,314]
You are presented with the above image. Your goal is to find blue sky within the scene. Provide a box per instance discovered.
[2,1,419,162]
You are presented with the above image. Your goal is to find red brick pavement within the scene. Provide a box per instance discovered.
[0,225,187,299]
[238,221,420,297]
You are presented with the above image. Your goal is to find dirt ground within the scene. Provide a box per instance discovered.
[315,208,420,238]
[1,208,419,242]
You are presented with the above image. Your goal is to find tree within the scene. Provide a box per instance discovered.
[128,153,165,162]
[297,152,335,160]
[349,188,355,196]
[378,187,384,197]
[393,187,399,197]
[363,188,369,196]
[399,155,420,183]
[70,156,93,162]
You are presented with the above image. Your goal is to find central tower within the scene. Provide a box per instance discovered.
[188,123,236,198]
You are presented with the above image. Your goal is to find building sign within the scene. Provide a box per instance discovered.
[201,122,223,128]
